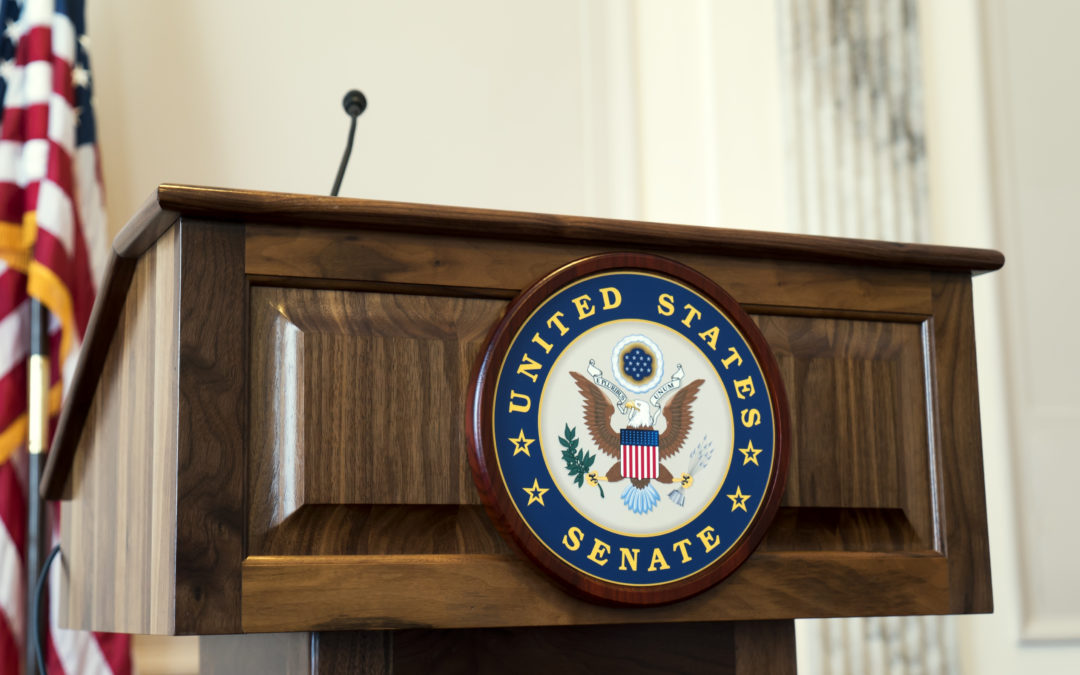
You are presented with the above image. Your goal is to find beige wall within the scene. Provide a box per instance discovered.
[950,0,1080,668]
[89,0,608,241]
[79,1,1080,673]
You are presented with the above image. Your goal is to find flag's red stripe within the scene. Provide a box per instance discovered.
[0,461,26,562]
[52,59,74,105]
[0,367,27,431]
[0,103,50,142]
[69,219,95,338]
[15,26,53,66]
[0,609,21,675]
[0,192,27,226]
[0,183,38,225]
[46,140,75,196]
[95,633,133,675]
[0,267,26,306]
[46,629,61,675]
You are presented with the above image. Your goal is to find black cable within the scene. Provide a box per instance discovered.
[330,115,358,197]
[33,544,61,675]
[330,89,367,197]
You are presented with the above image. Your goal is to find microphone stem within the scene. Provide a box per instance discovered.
[331,114,358,197]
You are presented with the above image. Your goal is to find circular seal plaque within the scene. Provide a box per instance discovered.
[468,253,789,605]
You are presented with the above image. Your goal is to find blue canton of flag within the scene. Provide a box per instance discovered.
[620,428,659,480]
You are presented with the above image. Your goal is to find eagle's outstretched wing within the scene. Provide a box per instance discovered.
[569,371,622,458]
[657,379,704,459]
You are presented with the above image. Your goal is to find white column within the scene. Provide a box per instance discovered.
[777,1,951,673]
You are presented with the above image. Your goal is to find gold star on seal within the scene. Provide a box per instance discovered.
[738,440,762,466]
[509,429,535,457]
[728,485,751,512]
[523,478,549,506]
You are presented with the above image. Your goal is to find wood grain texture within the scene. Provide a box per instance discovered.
[250,301,937,560]
[46,188,997,636]
[247,288,505,553]
[241,552,949,632]
[43,198,181,498]
[245,225,936,316]
[112,188,182,258]
[155,184,1003,272]
[41,251,141,498]
[284,288,500,505]
[50,186,988,499]
[759,314,937,551]
[173,219,246,634]
[59,226,179,634]
[733,620,797,675]
[253,505,509,557]
[931,274,993,613]
[757,507,921,552]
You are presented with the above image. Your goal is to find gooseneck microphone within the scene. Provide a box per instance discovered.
[330,89,367,197]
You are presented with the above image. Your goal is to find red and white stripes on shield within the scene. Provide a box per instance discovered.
[620,429,660,480]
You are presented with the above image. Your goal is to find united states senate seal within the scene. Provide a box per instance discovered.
[468,253,789,605]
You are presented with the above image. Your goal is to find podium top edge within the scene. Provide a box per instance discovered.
[113,184,1004,273]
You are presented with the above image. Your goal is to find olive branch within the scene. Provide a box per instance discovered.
[559,424,603,498]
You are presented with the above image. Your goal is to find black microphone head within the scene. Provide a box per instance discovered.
[343,90,367,118]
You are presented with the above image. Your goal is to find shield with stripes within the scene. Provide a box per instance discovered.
[620,428,659,479]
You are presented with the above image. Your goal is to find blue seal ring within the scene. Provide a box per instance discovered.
[468,253,789,606]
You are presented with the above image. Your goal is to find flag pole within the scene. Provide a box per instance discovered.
[25,298,50,675]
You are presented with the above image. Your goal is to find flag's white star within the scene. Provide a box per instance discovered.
[3,19,20,41]
[0,59,15,83]
[72,64,90,88]
[78,34,91,51]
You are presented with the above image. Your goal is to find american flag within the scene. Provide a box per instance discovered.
[620,428,659,480]
[0,0,129,673]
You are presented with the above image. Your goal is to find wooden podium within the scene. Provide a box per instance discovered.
[41,186,1000,674]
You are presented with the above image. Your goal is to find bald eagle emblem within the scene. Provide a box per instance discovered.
[567,366,704,515]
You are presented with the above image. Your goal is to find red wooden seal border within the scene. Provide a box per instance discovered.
[467,253,790,606]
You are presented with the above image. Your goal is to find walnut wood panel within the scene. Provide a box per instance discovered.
[59,226,179,634]
[200,621,795,675]
[733,621,797,675]
[241,552,948,632]
[757,507,920,552]
[244,225,934,316]
[42,202,180,499]
[251,298,935,559]
[43,186,998,635]
[47,185,1001,500]
[248,288,505,551]
[758,314,937,551]
[299,291,500,504]
[156,184,1002,272]
[257,505,920,558]
[253,505,508,556]
[932,274,993,613]
[173,219,246,634]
